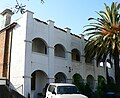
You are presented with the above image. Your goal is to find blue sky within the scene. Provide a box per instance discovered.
[0,0,118,35]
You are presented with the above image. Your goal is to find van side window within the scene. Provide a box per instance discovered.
[48,85,55,92]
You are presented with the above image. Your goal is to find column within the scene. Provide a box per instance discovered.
[80,34,86,80]
[65,27,72,83]
[47,20,55,82]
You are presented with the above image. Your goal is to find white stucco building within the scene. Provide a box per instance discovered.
[0,10,114,98]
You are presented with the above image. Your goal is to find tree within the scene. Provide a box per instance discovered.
[14,0,44,14]
[83,2,120,91]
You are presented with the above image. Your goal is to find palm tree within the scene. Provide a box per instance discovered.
[84,2,120,91]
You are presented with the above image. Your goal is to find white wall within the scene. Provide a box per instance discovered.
[10,14,27,95]
[10,10,115,97]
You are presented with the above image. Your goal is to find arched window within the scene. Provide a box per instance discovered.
[54,44,65,58]
[71,49,80,61]
[32,38,47,54]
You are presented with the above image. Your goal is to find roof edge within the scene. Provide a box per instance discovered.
[0,22,17,33]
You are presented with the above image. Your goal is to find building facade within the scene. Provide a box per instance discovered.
[0,9,115,98]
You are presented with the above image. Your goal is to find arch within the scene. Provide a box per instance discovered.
[72,73,83,84]
[107,76,116,92]
[71,48,80,61]
[54,72,67,83]
[86,75,95,89]
[108,76,115,83]
[98,75,105,85]
[32,38,47,54]
[97,75,107,93]
[54,44,66,58]
[72,73,84,93]
[31,70,48,98]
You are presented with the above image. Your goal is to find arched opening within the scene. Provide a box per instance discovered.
[55,72,67,83]
[108,76,114,83]
[54,44,65,58]
[107,76,116,92]
[31,70,48,98]
[71,49,80,61]
[72,73,83,84]
[72,73,84,92]
[32,38,47,54]
[86,75,95,89]
[97,75,107,93]
[98,75,105,85]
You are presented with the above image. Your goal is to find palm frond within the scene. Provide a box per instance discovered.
[84,2,120,67]
[104,3,112,23]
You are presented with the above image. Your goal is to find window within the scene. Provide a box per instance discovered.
[54,44,65,58]
[72,49,80,61]
[48,85,56,92]
[57,86,79,94]
[32,38,47,54]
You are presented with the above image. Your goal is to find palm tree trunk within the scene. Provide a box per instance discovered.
[114,47,120,92]
[106,66,109,84]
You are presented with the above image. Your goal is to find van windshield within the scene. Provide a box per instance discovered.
[57,86,80,94]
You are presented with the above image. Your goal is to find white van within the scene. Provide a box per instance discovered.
[45,83,88,98]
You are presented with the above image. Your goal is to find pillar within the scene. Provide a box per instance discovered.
[47,20,55,82]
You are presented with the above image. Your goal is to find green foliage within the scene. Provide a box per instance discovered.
[107,77,117,92]
[84,2,120,64]
[84,2,120,91]
[72,74,85,93]
[97,81,107,94]
[73,74,93,97]
[107,82,116,92]
[97,76,106,94]
[84,83,93,97]
[97,76,117,94]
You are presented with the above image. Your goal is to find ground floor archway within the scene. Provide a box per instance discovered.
[31,70,48,98]
[86,75,95,90]
[72,73,83,84]
[55,72,67,83]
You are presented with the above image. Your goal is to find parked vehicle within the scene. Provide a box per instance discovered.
[45,83,88,98]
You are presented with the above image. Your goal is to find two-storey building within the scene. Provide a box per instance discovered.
[0,9,115,98]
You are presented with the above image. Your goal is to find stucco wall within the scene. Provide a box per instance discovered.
[9,10,115,98]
